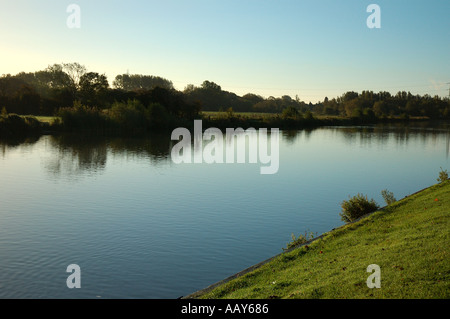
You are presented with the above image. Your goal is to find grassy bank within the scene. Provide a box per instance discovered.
[189,181,450,299]
[0,114,50,138]
[0,109,438,139]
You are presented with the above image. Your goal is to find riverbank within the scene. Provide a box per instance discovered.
[185,180,449,299]
[0,112,441,140]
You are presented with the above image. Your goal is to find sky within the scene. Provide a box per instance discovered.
[0,0,449,103]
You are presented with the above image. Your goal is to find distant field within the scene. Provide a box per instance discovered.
[201,111,353,121]
[19,115,59,124]
[201,111,278,119]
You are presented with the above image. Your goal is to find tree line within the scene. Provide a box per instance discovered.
[1,62,449,120]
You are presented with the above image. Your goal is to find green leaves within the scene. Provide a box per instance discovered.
[340,193,379,223]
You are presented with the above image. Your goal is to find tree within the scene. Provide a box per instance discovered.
[43,64,73,90]
[344,99,363,117]
[43,63,87,101]
[79,72,109,107]
[282,105,300,119]
[242,93,264,105]
[373,101,388,117]
[201,80,221,91]
[62,62,87,90]
[183,84,197,94]
[342,91,359,102]
[113,74,173,91]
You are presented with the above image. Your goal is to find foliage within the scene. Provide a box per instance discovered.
[57,101,107,130]
[79,72,109,107]
[284,231,316,251]
[226,107,234,119]
[303,110,314,120]
[1,62,449,130]
[437,167,449,183]
[339,193,379,223]
[381,189,397,205]
[113,74,173,91]
[109,99,148,130]
[281,106,301,119]
[0,114,44,137]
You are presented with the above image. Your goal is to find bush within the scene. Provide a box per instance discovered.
[437,167,449,183]
[339,193,379,223]
[109,99,148,131]
[147,102,170,129]
[284,231,316,251]
[282,106,301,119]
[58,101,107,130]
[0,114,43,137]
[381,189,397,205]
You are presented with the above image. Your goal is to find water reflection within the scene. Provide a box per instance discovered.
[1,123,449,178]
[44,134,108,177]
[0,122,449,299]
[333,123,450,156]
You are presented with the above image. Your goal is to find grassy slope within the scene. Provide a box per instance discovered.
[196,181,450,299]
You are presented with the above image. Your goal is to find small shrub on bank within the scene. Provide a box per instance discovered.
[284,231,316,251]
[437,167,449,183]
[381,189,397,205]
[109,99,148,131]
[282,106,301,119]
[58,102,107,130]
[339,193,379,223]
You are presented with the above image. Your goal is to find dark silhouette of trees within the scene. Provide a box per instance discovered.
[113,74,173,91]
[79,72,109,107]
[313,90,449,120]
[1,63,449,123]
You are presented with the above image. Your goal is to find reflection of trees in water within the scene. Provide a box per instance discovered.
[333,122,449,149]
[108,133,171,162]
[279,122,450,158]
[0,136,41,158]
[282,129,314,144]
[46,134,108,176]
[45,133,172,177]
[282,130,298,144]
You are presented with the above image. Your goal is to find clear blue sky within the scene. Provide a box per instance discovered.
[0,0,449,102]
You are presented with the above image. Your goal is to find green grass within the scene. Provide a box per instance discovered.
[192,181,450,299]
[16,115,59,124]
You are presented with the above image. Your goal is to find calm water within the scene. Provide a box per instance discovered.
[0,123,449,298]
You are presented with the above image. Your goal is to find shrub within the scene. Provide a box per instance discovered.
[303,110,314,120]
[339,193,379,223]
[226,107,234,119]
[0,114,43,137]
[109,99,148,130]
[147,102,170,129]
[282,106,301,119]
[437,167,449,183]
[57,101,107,130]
[381,189,397,205]
[284,231,316,251]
